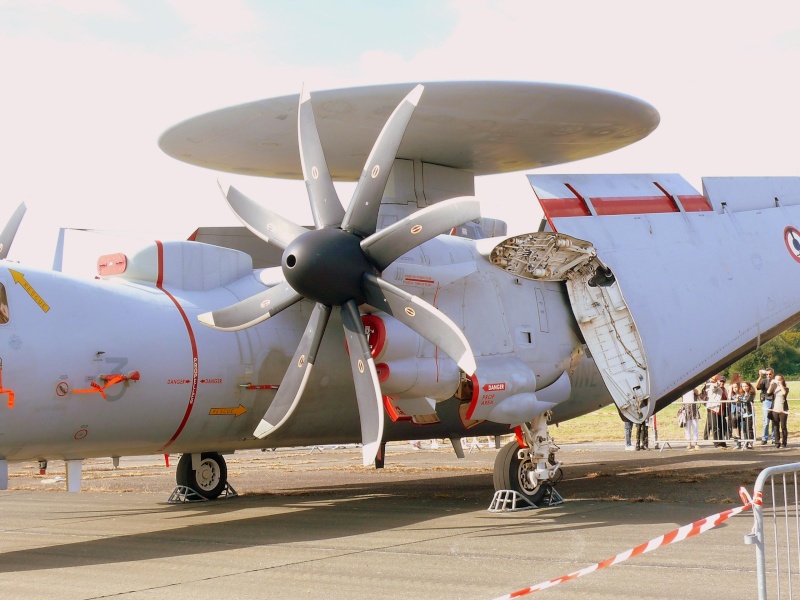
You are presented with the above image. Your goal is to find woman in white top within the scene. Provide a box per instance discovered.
[681,388,702,449]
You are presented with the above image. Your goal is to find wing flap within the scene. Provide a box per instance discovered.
[529,173,709,228]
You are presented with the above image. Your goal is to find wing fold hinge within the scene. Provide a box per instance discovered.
[488,232,651,422]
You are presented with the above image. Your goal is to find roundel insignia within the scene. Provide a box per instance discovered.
[260,298,271,309]
[311,166,319,179]
[785,226,800,263]
[297,355,306,368]
[371,165,380,178]
[410,224,422,235]
[357,359,365,373]
[404,307,416,317]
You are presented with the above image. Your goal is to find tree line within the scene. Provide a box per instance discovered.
[727,324,800,380]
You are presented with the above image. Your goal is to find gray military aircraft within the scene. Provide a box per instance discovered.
[1,81,799,503]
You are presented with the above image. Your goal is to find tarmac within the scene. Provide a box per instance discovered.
[0,441,793,599]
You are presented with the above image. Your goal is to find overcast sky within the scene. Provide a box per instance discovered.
[2,0,799,266]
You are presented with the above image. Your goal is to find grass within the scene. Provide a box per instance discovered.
[550,381,800,444]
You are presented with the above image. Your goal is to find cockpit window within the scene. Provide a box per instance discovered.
[0,283,9,324]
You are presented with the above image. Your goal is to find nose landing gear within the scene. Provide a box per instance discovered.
[492,416,562,506]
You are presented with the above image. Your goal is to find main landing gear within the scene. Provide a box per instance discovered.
[173,452,236,501]
[493,415,562,505]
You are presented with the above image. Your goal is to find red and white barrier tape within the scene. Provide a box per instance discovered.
[491,487,762,599]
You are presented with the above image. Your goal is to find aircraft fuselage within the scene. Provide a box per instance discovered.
[0,235,602,463]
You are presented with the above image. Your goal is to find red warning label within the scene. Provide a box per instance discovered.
[483,382,506,392]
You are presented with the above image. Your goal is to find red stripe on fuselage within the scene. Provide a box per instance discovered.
[155,241,200,451]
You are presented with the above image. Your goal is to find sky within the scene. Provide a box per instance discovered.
[2,0,799,270]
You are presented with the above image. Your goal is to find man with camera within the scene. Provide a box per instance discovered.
[756,367,776,445]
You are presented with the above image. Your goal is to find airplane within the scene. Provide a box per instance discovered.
[1,81,799,504]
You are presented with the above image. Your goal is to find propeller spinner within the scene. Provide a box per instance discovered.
[198,84,479,465]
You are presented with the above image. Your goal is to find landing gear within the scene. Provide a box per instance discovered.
[176,452,228,500]
[493,416,562,504]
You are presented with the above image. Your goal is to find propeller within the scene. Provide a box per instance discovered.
[198,84,479,465]
[0,203,26,260]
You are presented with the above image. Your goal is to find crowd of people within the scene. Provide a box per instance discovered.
[678,367,790,449]
[623,367,791,450]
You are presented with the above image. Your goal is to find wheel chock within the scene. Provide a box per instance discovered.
[167,482,239,504]
[488,485,564,512]
[488,490,536,512]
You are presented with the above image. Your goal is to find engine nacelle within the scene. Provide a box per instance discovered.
[362,313,460,401]
[377,358,460,400]
[362,313,420,363]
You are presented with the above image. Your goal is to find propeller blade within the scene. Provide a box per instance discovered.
[341,300,384,466]
[341,84,424,238]
[253,303,331,438]
[363,273,476,376]
[0,202,26,260]
[298,87,346,229]
[198,282,301,331]
[361,196,481,270]
[223,184,307,250]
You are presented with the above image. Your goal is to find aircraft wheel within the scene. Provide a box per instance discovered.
[493,441,548,505]
[176,452,228,500]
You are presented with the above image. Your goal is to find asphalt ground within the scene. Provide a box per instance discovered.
[1,440,797,599]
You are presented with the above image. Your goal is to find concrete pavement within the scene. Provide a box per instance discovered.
[0,444,768,599]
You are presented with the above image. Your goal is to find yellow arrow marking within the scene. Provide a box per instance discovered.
[8,269,50,313]
[208,404,247,417]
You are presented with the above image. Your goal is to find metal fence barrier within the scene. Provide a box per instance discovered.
[641,399,783,450]
[747,462,800,599]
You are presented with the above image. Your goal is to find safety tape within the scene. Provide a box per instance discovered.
[491,486,762,599]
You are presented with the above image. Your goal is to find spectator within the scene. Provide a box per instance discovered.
[623,418,634,451]
[698,383,710,441]
[768,374,790,448]
[738,381,756,449]
[635,398,649,450]
[706,375,727,448]
[681,387,701,449]
[719,374,730,441]
[636,419,648,450]
[728,381,742,447]
[756,367,776,445]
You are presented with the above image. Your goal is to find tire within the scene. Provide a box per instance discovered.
[493,441,548,505]
[176,452,228,500]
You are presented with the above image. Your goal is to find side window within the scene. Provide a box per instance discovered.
[0,283,8,324]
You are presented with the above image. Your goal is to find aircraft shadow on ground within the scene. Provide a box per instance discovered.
[0,472,658,574]
[0,449,787,573]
